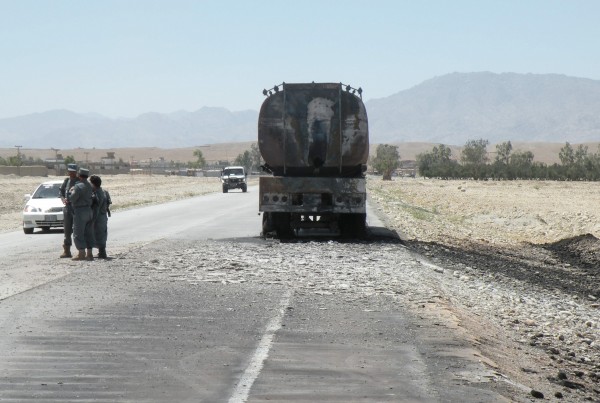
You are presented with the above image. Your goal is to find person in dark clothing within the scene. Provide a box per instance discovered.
[59,163,79,258]
[90,175,110,259]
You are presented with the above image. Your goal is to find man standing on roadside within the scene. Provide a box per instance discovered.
[90,175,110,259]
[70,168,94,261]
[59,163,79,258]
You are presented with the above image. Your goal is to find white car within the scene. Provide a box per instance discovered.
[22,180,65,234]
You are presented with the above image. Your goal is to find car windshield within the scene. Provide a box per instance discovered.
[33,183,61,199]
[223,168,243,176]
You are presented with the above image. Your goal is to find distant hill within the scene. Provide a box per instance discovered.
[0,108,258,149]
[366,72,600,144]
[1,72,599,149]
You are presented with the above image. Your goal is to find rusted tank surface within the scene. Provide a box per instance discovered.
[258,82,369,177]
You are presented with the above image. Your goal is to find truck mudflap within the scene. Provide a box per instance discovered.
[259,176,366,214]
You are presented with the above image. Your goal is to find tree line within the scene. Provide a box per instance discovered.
[1,147,261,173]
[7,140,599,181]
[0,154,46,167]
[0,154,78,167]
[416,140,600,181]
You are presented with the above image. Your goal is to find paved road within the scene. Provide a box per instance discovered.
[0,186,508,402]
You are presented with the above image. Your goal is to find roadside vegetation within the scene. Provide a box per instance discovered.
[370,144,401,180]
[416,140,600,180]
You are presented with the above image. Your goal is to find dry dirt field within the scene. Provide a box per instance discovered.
[369,178,600,246]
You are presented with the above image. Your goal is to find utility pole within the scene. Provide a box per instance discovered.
[14,145,22,176]
[51,147,60,175]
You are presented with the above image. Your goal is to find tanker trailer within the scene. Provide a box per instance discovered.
[258,82,369,238]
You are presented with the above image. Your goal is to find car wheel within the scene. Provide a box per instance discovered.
[41,226,50,232]
[223,185,228,193]
[242,184,247,192]
[23,227,34,234]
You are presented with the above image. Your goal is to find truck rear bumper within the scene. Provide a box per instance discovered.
[259,176,366,214]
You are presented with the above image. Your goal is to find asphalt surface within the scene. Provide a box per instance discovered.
[0,186,510,402]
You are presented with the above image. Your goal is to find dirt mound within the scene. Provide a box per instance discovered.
[544,233,600,271]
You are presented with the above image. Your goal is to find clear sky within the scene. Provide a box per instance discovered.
[1,0,599,119]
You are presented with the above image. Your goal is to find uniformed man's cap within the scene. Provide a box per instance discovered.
[67,163,78,172]
[78,168,90,177]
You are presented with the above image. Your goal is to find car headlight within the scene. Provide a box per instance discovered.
[24,205,41,213]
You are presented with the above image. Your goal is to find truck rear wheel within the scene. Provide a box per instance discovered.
[340,213,367,239]
[222,185,228,193]
[262,212,274,235]
[272,212,294,239]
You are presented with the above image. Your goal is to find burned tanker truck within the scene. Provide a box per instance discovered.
[258,82,369,238]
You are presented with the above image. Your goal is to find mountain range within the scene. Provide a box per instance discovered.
[1,72,599,149]
[368,72,600,144]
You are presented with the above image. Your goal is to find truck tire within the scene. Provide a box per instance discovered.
[340,213,367,239]
[23,227,34,234]
[262,212,274,235]
[273,212,294,239]
[241,184,247,192]
[222,185,228,193]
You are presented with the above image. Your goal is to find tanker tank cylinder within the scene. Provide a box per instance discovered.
[258,82,369,176]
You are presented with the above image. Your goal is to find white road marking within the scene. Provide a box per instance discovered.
[228,288,292,403]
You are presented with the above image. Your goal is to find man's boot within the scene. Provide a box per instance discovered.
[72,249,85,261]
[60,245,72,258]
[85,248,94,261]
[97,248,107,259]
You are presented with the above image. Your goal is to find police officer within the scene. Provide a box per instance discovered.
[90,175,110,259]
[59,163,79,258]
[70,168,94,261]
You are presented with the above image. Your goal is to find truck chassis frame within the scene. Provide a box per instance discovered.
[259,176,366,238]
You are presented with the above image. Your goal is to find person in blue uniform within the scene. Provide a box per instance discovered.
[69,168,94,261]
[59,163,79,258]
[90,175,110,259]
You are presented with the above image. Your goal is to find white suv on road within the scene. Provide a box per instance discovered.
[221,166,247,193]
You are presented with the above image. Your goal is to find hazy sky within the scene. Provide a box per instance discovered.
[1,0,599,119]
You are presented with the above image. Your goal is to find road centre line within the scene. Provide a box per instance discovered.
[228,288,293,403]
